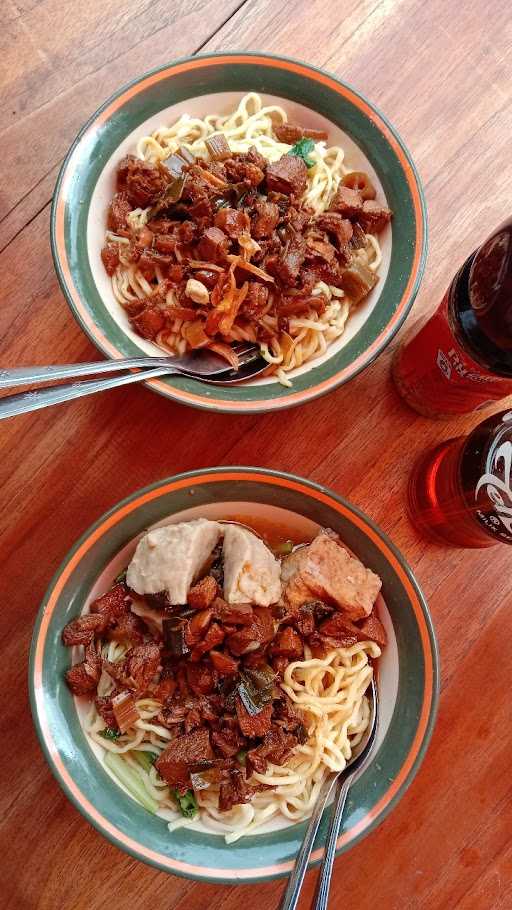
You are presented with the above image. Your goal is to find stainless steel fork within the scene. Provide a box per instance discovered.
[0,342,266,419]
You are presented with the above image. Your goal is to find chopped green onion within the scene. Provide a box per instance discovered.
[99,727,120,741]
[236,750,247,766]
[288,137,316,168]
[273,540,294,556]
[132,750,157,773]
[172,788,198,819]
[114,568,127,584]
[104,751,158,814]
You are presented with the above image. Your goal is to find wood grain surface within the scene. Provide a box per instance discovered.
[1,1,512,907]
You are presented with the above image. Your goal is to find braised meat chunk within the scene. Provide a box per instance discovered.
[274,123,328,144]
[156,727,214,792]
[251,200,280,238]
[62,613,108,646]
[214,207,251,239]
[242,282,269,319]
[219,768,255,812]
[270,230,306,285]
[319,610,387,647]
[188,576,219,610]
[236,698,272,738]
[117,155,170,208]
[227,606,274,656]
[224,158,265,186]
[339,260,378,304]
[329,186,363,220]
[107,192,132,233]
[90,583,131,623]
[95,695,118,730]
[266,155,308,197]
[123,642,161,691]
[107,612,146,645]
[197,226,231,262]
[130,305,165,340]
[65,643,101,696]
[101,243,120,275]
[247,727,299,774]
[212,727,246,757]
[357,613,387,647]
[270,626,304,660]
[359,199,393,234]
[314,213,353,249]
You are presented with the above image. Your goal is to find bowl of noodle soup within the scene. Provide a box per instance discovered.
[30,467,439,881]
[52,52,427,413]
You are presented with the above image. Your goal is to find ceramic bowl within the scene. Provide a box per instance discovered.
[51,52,427,413]
[30,467,438,881]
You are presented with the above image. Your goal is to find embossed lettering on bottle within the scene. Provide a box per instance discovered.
[474,412,512,540]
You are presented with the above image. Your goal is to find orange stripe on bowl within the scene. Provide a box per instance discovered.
[54,54,425,412]
[33,470,435,878]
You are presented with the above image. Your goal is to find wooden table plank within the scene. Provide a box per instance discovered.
[1,1,512,908]
[0,0,246,239]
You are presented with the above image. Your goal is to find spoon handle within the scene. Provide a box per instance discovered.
[0,366,173,420]
[280,773,338,910]
[0,357,177,389]
[313,774,353,910]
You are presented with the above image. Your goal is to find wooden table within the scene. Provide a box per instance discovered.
[2,1,512,907]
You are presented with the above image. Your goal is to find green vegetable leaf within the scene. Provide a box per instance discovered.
[288,138,316,168]
[103,751,158,813]
[99,727,121,741]
[172,788,198,819]
[132,750,157,772]
[236,750,247,766]
[273,540,294,556]
[114,568,127,584]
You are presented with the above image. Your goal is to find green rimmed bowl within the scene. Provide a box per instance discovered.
[30,467,439,882]
[51,51,427,414]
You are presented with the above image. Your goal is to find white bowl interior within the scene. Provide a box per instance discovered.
[87,92,392,385]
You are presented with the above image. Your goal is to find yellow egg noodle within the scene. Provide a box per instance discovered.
[108,92,382,386]
[85,638,380,842]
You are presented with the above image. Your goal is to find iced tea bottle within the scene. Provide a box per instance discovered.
[408,409,512,547]
[393,218,512,418]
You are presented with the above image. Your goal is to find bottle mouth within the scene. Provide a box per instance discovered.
[468,230,512,351]
[469,232,512,314]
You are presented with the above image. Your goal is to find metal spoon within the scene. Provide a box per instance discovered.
[0,342,268,420]
[280,677,379,910]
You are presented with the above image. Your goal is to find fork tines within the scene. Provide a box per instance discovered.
[230,341,261,366]
[230,341,259,355]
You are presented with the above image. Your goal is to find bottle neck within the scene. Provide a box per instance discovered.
[451,256,512,377]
